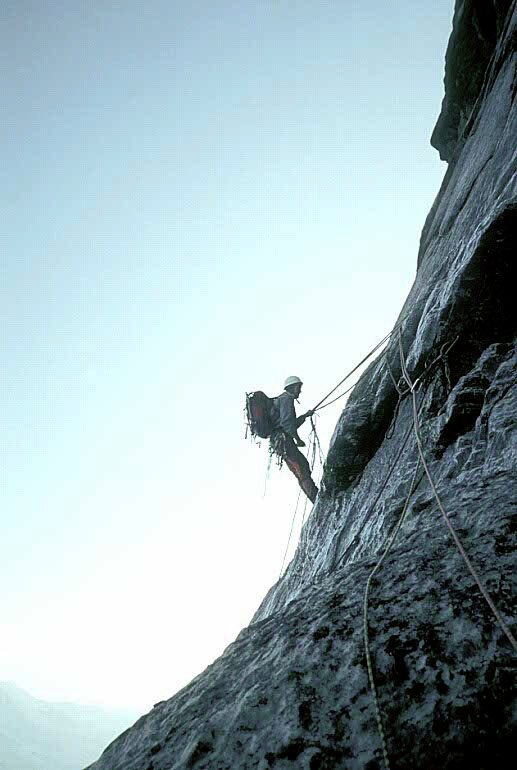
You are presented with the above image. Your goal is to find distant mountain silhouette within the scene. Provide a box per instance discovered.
[0,682,139,770]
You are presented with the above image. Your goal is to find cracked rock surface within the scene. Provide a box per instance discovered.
[86,3,517,768]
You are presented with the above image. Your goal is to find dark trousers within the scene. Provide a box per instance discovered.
[282,436,319,504]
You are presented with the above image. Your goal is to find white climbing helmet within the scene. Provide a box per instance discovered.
[284,375,303,389]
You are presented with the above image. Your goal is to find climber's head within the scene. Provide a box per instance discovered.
[284,375,303,398]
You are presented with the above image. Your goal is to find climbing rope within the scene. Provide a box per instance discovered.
[363,457,423,770]
[302,416,325,528]
[310,415,326,469]
[279,487,303,579]
[322,332,458,570]
[279,417,325,577]
[385,350,405,395]
[300,493,312,532]
[312,328,398,413]
[309,311,417,417]
[275,317,410,578]
[273,302,515,767]
[361,332,513,768]
[276,319,454,580]
[384,393,403,441]
[398,332,517,654]
[336,420,415,569]
[315,381,357,411]
[266,316,413,509]
[338,337,458,763]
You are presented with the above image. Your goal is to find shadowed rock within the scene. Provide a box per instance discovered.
[86,3,517,768]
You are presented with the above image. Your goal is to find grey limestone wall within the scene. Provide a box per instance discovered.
[86,3,517,768]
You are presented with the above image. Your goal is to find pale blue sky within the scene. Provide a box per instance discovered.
[1,0,454,709]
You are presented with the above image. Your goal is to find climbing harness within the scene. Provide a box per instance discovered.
[275,324,457,570]
[278,416,325,578]
[275,317,413,577]
[252,312,412,489]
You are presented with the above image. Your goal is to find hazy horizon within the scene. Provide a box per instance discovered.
[0,680,140,770]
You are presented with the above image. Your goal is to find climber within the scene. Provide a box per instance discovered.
[269,376,319,504]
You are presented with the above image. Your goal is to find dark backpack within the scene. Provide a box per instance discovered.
[245,391,276,440]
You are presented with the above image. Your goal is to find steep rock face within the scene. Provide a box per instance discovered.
[86,2,517,769]
[431,0,514,162]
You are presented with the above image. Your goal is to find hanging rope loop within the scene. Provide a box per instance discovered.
[398,331,517,654]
